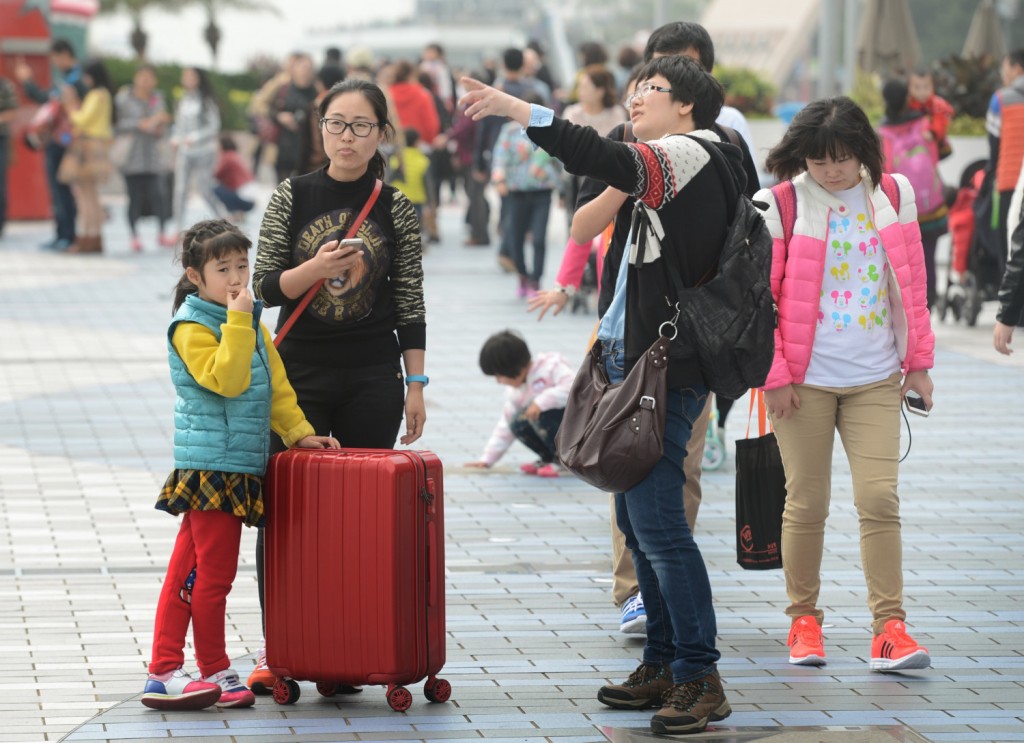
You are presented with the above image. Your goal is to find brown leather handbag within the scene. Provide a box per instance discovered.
[554,334,671,493]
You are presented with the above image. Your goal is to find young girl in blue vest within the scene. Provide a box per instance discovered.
[142,219,339,711]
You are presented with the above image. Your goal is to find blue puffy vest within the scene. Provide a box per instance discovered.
[168,294,272,474]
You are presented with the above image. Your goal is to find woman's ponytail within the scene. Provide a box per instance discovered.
[369,150,387,180]
[172,272,197,313]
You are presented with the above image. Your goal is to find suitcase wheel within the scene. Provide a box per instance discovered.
[386,684,413,712]
[272,678,301,705]
[316,681,338,697]
[424,677,451,703]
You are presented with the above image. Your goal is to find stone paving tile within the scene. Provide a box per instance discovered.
[3,198,1024,743]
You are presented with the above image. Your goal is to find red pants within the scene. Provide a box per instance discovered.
[149,510,242,677]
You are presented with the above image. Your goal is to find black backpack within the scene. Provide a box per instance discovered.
[664,138,776,400]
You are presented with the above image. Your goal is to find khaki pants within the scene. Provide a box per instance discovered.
[610,396,712,606]
[770,373,905,636]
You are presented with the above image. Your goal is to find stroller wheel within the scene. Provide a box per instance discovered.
[964,273,981,327]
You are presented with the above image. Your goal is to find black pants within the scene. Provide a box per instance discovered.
[124,173,170,234]
[508,407,564,462]
[255,358,406,629]
[465,175,490,243]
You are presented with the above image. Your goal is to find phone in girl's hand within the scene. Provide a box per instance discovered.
[903,392,929,417]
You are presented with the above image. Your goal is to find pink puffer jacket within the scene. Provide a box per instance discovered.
[754,171,935,390]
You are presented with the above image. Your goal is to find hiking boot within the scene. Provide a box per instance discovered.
[870,619,931,672]
[204,668,256,708]
[597,661,672,709]
[619,593,647,635]
[246,647,276,694]
[140,667,221,711]
[650,670,731,735]
[787,615,826,666]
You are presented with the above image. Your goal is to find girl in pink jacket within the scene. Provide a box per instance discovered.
[754,97,936,673]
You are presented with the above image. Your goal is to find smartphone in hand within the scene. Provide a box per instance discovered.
[903,392,929,417]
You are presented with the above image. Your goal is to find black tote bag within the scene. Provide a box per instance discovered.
[735,389,787,570]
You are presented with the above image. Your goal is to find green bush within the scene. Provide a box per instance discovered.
[103,57,261,131]
[850,69,885,125]
[947,114,987,137]
[715,65,775,116]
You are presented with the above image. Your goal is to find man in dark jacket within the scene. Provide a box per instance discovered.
[461,53,738,736]
[994,211,1024,354]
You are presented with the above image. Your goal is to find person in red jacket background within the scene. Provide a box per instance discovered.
[213,134,254,222]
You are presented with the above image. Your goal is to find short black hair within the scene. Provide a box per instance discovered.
[317,63,345,91]
[503,48,524,73]
[882,78,909,120]
[636,55,724,130]
[325,47,342,65]
[51,38,75,57]
[643,22,714,70]
[765,96,883,188]
[219,133,237,151]
[1007,48,1024,70]
[479,330,531,378]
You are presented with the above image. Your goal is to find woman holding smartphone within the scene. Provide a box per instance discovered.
[250,78,427,692]
[756,97,935,672]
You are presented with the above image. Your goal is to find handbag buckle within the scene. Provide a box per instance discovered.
[639,395,656,411]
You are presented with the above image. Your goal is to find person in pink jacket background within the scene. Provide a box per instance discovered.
[754,96,936,674]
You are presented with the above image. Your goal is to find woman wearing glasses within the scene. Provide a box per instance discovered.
[250,79,427,692]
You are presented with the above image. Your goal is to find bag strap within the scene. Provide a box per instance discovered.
[771,180,798,247]
[744,388,772,438]
[880,173,901,213]
[274,178,383,348]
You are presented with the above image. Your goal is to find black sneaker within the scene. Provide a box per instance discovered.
[597,661,673,709]
[650,670,731,735]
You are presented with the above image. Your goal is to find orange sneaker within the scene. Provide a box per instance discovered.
[870,620,931,672]
[787,615,826,666]
[246,648,277,694]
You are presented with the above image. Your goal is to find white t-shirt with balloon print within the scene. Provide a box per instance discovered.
[803,183,901,388]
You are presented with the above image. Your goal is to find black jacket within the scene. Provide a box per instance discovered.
[998,208,1024,325]
[529,115,747,389]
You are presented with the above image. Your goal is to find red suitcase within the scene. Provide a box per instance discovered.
[263,448,449,711]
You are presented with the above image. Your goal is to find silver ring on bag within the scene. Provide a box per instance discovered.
[658,321,679,340]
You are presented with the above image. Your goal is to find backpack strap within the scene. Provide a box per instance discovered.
[880,173,901,213]
[770,180,798,246]
[718,124,741,149]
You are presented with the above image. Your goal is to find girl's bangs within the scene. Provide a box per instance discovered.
[803,127,852,162]
[205,231,251,261]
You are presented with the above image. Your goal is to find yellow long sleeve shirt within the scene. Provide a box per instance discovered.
[171,309,315,447]
[70,88,113,139]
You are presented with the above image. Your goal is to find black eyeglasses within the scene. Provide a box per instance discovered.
[320,119,379,137]
[626,83,672,108]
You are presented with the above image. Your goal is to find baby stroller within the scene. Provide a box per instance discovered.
[938,159,1005,325]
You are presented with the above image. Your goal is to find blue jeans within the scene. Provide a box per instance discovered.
[602,339,720,682]
[213,184,255,214]
[45,142,77,242]
[502,189,553,284]
[508,407,565,462]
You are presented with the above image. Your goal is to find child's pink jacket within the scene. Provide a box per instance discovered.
[754,171,935,390]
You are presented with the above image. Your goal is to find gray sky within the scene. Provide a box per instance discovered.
[90,0,416,72]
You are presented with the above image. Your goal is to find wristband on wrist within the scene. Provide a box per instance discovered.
[555,283,577,298]
[405,374,429,387]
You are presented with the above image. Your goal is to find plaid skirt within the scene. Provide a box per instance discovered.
[157,469,265,528]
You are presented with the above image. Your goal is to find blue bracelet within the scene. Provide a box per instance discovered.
[405,374,429,387]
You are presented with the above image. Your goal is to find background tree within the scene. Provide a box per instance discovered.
[97,0,182,59]
[189,0,280,69]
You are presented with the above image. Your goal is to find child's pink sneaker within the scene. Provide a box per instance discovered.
[204,668,256,708]
[140,667,221,710]
[520,460,544,475]
[536,463,563,478]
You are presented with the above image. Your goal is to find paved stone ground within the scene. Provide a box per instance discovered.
[0,186,1022,743]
